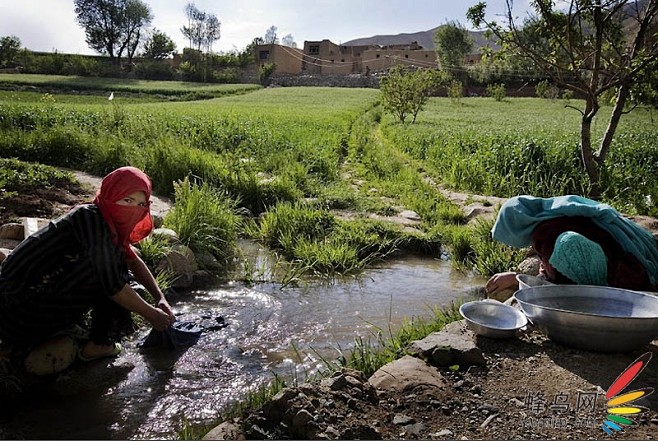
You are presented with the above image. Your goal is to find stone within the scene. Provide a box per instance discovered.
[368,355,445,392]
[156,244,198,288]
[24,335,78,376]
[517,257,541,276]
[399,210,421,221]
[203,422,246,440]
[407,332,486,367]
[0,223,24,240]
[151,228,180,243]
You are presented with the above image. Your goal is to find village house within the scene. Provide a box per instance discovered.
[257,39,483,76]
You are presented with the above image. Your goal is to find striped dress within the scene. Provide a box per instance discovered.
[0,204,131,346]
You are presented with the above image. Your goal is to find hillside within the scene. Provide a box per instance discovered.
[343,1,647,53]
[342,28,498,53]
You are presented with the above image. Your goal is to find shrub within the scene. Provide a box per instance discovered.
[259,62,276,86]
[134,60,176,81]
[486,83,506,101]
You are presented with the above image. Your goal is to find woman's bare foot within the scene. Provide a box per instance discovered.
[79,341,122,361]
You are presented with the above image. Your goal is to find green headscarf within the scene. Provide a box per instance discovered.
[549,231,608,285]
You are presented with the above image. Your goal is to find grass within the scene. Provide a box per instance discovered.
[1,81,656,276]
[381,97,658,216]
[0,73,261,100]
[0,158,77,198]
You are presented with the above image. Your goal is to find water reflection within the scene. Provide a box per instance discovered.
[2,253,486,440]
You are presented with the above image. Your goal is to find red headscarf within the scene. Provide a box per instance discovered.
[93,166,154,259]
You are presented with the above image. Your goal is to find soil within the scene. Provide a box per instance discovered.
[3,173,658,440]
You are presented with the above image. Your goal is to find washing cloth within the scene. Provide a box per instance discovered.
[491,195,658,285]
[549,231,608,285]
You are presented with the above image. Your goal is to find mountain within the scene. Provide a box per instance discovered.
[342,28,499,53]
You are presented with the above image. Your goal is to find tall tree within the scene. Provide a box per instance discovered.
[143,28,176,59]
[181,3,220,53]
[467,0,658,196]
[204,13,221,53]
[264,26,279,44]
[74,0,152,65]
[433,21,473,72]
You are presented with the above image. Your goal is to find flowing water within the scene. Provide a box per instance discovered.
[1,242,487,440]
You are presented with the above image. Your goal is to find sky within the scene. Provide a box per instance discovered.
[0,0,532,55]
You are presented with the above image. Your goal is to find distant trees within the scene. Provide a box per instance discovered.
[281,34,297,48]
[142,29,176,59]
[264,26,279,44]
[73,0,153,65]
[0,35,21,67]
[433,21,473,72]
[181,2,221,53]
[467,0,658,196]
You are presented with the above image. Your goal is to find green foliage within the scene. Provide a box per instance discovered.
[535,80,559,99]
[259,62,276,86]
[74,0,152,64]
[0,35,21,67]
[486,83,506,101]
[133,60,175,81]
[379,65,440,124]
[446,80,463,103]
[142,28,176,59]
[163,177,240,265]
[468,0,658,193]
[433,21,473,70]
[0,158,76,198]
[340,301,464,377]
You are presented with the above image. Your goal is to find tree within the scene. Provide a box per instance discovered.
[181,3,221,53]
[380,65,443,124]
[143,29,176,59]
[433,21,473,72]
[204,13,221,53]
[123,0,152,65]
[264,26,279,44]
[74,0,152,65]
[282,34,297,48]
[0,35,21,67]
[467,0,658,196]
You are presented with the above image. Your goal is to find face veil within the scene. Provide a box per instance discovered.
[93,166,154,258]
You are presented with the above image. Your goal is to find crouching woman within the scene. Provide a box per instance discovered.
[0,166,175,374]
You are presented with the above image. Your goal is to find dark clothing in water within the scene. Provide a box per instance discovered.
[531,216,657,291]
[0,205,133,346]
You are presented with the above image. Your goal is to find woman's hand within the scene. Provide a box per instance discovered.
[486,271,519,296]
[147,307,174,331]
[157,298,176,324]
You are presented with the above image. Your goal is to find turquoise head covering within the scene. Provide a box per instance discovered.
[548,231,608,285]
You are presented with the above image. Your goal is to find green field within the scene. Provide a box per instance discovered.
[1,75,656,276]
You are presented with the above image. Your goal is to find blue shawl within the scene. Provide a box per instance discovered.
[491,195,658,285]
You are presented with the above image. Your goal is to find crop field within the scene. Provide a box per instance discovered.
[1,76,656,275]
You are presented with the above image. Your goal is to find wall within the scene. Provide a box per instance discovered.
[258,44,304,75]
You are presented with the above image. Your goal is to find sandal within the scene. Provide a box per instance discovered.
[78,342,122,362]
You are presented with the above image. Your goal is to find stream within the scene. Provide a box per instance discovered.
[1,242,487,440]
